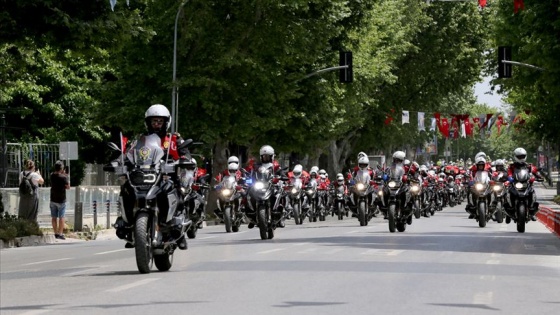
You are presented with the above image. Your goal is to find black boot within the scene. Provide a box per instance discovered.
[125,242,134,248]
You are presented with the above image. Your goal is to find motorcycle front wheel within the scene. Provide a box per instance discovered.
[388,204,396,233]
[293,201,302,225]
[358,200,367,226]
[517,204,526,233]
[258,205,268,240]
[337,201,344,220]
[495,201,504,223]
[224,206,233,233]
[413,199,421,219]
[134,212,154,274]
[478,202,487,228]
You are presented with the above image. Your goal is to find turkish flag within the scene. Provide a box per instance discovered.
[384,109,395,125]
[440,118,450,138]
[514,0,525,13]
[497,116,504,136]
[465,118,473,137]
[478,0,487,8]
[450,116,460,139]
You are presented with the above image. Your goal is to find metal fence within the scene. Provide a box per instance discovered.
[1,143,60,188]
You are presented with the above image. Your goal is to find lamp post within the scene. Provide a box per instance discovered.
[171,0,189,134]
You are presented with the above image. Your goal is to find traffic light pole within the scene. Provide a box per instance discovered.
[301,65,349,80]
[500,60,545,71]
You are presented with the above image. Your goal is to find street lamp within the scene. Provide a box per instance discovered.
[171,0,189,134]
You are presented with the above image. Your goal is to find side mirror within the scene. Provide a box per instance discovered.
[178,138,193,150]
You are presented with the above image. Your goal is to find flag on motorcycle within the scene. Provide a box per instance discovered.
[418,112,425,131]
[402,110,410,124]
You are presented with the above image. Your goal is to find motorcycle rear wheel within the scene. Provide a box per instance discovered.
[154,252,173,272]
[517,204,526,233]
[388,204,396,233]
[224,206,233,233]
[134,212,153,274]
[478,202,487,228]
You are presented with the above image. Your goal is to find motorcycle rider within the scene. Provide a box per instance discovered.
[213,156,245,218]
[246,145,286,228]
[506,147,544,221]
[465,152,492,219]
[285,164,309,214]
[115,104,190,249]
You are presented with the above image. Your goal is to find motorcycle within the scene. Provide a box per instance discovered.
[409,180,422,219]
[284,176,305,225]
[331,183,349,220]
[446,176,458,207]
[490,179,506,224]
[349,169,375,226]
[181,168,209,239]
[214,174,245,233]
[505,167,541,233]
[246,164,284,239]
[380,165,413,232]
[105,134,192,274]
[470,170,495,228]
[304,178,319,222]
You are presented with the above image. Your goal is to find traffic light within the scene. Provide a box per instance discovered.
[498,46,512,78]
[339,51,353,83]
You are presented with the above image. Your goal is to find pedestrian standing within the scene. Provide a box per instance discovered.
[18,159,44,222]
[50,161,70,240]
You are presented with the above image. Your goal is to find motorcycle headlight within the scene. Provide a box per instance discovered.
[411,185,420,193]
[493,185,502,192]
[475,183,484,191]
[515,182,523,190]
[356,183,365,191]
[254,182,265,190]
[378,190,383,196]
[307,189,314,195]
[388,181,397,189]
[221,188,233,197]
[291,187,298,195]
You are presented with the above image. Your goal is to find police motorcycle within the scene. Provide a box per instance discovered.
[284,175,305,225]
[446,175,458,207]
[331,174,349,220]
[304,177,320,222]
[348,169,375,226]
[104,135,193,274]
[470,169,495,228]
[409,178,422,219]
[505,167,542,233]
[214,174,245,233]
[180,160,209,239]
[245,164,285,240]
[379,165,413,232]
[490,174,506,224]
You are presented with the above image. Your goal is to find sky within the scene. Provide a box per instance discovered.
[474,76,505,109]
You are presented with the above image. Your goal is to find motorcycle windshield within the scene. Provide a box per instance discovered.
[291,177,303,189]
[355,169,371,183]
[255,165,273,182]
[308,178,317,189]
[474,171,489,184]
[513,168,530,182]
[179,169,195,188]
[222,175,237,190]
[389,165,404,181]
[126,134,165,169]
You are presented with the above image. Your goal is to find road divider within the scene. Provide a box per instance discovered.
[537,206,560,237]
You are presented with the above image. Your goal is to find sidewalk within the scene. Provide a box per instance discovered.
[534,182,560,237]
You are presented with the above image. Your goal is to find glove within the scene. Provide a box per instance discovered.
[349,179,355,186]
[383,174,389,181]
[508,176,514,183]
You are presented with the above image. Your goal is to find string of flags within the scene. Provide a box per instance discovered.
[385,109,529,139]
[477,0,525,14]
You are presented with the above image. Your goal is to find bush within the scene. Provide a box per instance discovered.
[0,213,43,242]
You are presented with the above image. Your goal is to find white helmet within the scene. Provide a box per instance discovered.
[495,159,505,166]
[357,151,367,159]
[358,156,369,170]
[145,104,171,133]
[404,159,411,166]
[513,147,527,163]
[259,145,274,163]
[393,151,405,162]
[310,166,319,177]
[293,164,303,177]
[475,156,486,165]
[227,156,239,164]
[336,173,344,182]
[319,169,326,176]
[475,151,486,160]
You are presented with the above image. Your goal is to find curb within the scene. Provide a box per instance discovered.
[0,234,56,250]
[537,206,560,238]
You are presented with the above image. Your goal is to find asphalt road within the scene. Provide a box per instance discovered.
[1,203,559,315]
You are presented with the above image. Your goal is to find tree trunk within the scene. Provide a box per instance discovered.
[327,132,355,176]
[206,140,229,218]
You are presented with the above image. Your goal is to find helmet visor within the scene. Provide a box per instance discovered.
[359,163,368,169]
[516,154,526,160]
[293,171,301,177]
[261,155,272,163]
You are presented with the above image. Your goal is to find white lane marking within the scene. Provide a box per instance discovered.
[346,230,361,234]
[472,292,493,304]
[361,249,402,256]
[490,253,501,258]
[106,278,160,293]
[324,248,344,255]
[23,258,72,266]
[297,248,318,254]
[292,243,309,246]
[486,260,500,265]
[257,248,286,254]
[95,249,128,255]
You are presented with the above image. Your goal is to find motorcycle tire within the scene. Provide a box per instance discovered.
[154,252,173,272]
[388,204,396,233]
[224,206,233,233]
[232,224,240,233]
[267,226,274,239]
[396,221,406,232]
[337,201,344,220]
[187,226,198,239]
[495,201,504,224]
[134,212,154,274]
[414,199,421,219]
[293,202,302,225]
[478,202,487,228]
[358,200,367,226]
[258,205,268,240]
[517,204,526,233]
